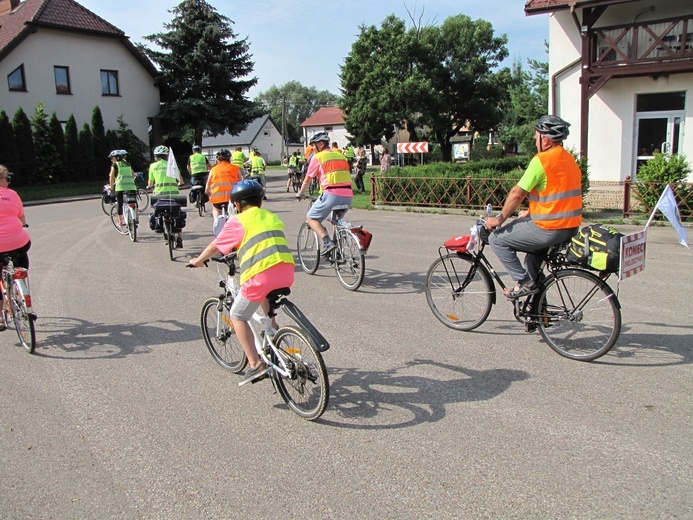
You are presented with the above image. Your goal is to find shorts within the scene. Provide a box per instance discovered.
[0,240,31,270]
[230,294,261,321]
[213,202,230,211]
[307,191,353,222]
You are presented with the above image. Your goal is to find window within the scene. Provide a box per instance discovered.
[325,126,333,131]
[8,65,26,92]
[54,66,71,94]
[101,70,119,96]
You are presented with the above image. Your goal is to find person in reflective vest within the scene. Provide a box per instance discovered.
[188,180,294,384]
[296,131,353,257]
[248,150,267,200]
[286,151,301,192]
[231,146,247,178]
[485,115,582,299]
[205,149,240,219]
[148,145,185,248]
[187,144,210,189]
[343,143,355,173]
[108,149,138,227]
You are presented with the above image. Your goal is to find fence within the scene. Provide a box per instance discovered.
[371,174,693,220]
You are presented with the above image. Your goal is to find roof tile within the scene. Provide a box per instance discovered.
[301,106,345,127]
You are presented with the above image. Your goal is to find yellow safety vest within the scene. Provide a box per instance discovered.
[315,150,351,187]
[231,151,246,168]
[149,160,179,195]
[115,161,136,192]
[189,153,208,175]
[235,207,294,284]
[251,155,265,175]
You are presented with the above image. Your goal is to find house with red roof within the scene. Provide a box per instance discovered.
[0,0,159,147]
[526,0,693,189]
[300,106,352,151]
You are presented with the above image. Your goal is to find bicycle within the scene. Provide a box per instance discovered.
[288,166,303,193]
[101,177,149,215]
[151,195,187,261]
[1,251,36,354]
[424,211,622,362]
[195,252,330,420]
[109,191,138,242]
[296,199,370,291]
[189,179,207,217]
[308,176,319,196]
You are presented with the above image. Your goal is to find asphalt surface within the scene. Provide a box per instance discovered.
[2,172,691,518]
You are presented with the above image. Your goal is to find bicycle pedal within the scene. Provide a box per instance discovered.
[524,321,537,333]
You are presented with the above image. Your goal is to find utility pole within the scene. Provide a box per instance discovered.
[281,97,287,162]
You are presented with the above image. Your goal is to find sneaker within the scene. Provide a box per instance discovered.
[176,237,183,249]
[238,362,270,386]
[321,240,337,258]
[286,188,290,193]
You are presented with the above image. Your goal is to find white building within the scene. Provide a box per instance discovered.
[526,0,693,185]
[0,0,159,146]
[201,114,283,164]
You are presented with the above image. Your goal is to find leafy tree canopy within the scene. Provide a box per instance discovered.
[340,12,509,159]
[255,81,340,143]
[142,0,259,143]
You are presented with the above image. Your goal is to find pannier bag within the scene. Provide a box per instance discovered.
[567,224,623,273]
[351,227,373,252]
[148,200,187,233]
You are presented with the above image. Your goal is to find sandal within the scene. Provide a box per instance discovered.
[506,281,539,300]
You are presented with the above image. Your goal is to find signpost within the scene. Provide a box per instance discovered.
[397,142,429,165]
[619,230,647,281]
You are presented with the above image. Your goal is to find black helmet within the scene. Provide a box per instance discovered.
[535,115,570,142]
[309,131,330,144]
[231,179,264,203]
[216,148,231,159]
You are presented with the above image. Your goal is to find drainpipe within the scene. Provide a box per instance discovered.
[551,58,581,115]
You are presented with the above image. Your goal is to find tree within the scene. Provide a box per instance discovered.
[116,115,149,173]
[142,0,259,144]
[77,123,95,181]
[64,115,80,181]
[92,106,108,163]
[255,81,340,143]
[0,111,18,172]
[496,54,548,155]
[31,102,61,182]
[340,14,508,159]
[12,107,36,185]
[49,112,67,182]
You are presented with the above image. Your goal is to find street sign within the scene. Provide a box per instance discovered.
[397,142,429,153]
[619,230,647,280]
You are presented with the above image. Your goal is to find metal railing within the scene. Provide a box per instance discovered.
[624,179,693,220]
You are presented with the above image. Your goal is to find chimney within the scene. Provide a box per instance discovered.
[0,0,21,16]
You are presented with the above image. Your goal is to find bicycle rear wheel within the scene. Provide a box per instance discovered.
[164,219,175,260]
[127,208,137,242]
[197,197,205,217]
[308,178,318,196]
[535,269,621,361]
[200,297,247,373]
[8,280,36,354]
[110,205,128,234]
[335,231,365,291]
[137,188,150,212]
[425,253,494,331]
[272,326,328,421]
[297,222,320,274]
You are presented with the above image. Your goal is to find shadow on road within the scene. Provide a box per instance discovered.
[31,316,200,360]
[315,359,528,429]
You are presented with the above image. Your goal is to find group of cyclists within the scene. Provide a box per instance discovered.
[2,114,582,381]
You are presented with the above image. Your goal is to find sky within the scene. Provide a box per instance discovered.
[76,0,550,99]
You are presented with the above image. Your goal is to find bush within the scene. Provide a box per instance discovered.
[634,152,692,210]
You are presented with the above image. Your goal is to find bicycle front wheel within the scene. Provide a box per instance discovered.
[297,222,320,274]
[425,253,494,331]
[110,205,128,235]
[101,193,113,215]
[535,269,621,361]
[335,231,365,291]
[200,297,247,373]
[272,326,329,421]
[8,280,36,354]
[137,188,150,212]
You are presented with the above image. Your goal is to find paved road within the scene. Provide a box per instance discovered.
[2,173,691,518]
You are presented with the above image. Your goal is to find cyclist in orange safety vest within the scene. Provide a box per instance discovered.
[485,115,582,299]
[296,131,353,258]
[205,149,241,219]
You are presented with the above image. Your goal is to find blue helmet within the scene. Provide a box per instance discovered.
[231,179,264,203]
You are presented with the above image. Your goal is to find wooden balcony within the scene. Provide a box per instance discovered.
[589,15,693,77]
